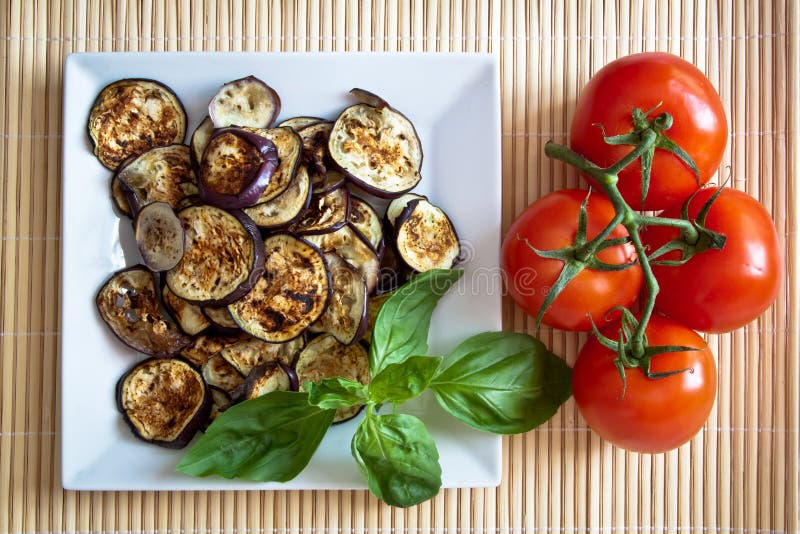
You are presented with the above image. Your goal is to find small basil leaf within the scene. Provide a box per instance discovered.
[176,391,334,482]
[351,412,441,507]
[306,377,368,409]
[430,332,572,434]
[369,269,463,375]
[368,356,442,404]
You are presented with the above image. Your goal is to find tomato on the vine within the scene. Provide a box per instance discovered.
[572,314,717,453]
[641,187,781,333]
[501,189,642,331]
[569,52,728,211]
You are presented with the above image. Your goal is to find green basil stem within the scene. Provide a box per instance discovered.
[543,130,699,358]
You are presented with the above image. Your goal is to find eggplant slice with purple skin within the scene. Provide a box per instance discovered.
[312,168,347,196]
[161,284,211,336]
[202,305,241,333]
[348,196,384,252]
[297,121,333,186]
[179,332,250,368]
[115,144,198,213]
[295,333,370,423]
[203,386,232,430]
[96,265,191,357]
[289,186,350,236]
[165,205,265,306]
[243,165,312,229]
[309,253,368,345]
[219,336,305,376]
[394,198,461,272]
[229,233,331,343]
[277,116,325,130]
[88,79,187,170]
[190,116,215,167]
[110,176,133,217]
[230,362,293,403]
[328,90,422,198]
[304,225,380,295]
[134,201,186,272]
[202,354,245,394]
[198,128,279,209]
[243,126,303,204]
[208,75,281,129]
[385,192,427,229]
[117,357,210,448]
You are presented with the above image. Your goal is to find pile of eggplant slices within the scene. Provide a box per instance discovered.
[90,76,461,448]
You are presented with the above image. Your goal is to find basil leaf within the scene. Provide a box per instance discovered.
[369,269,463,375]
[176,391,335,481]
[306,377,368,409]
[351,411,441,507]
[430,331,572,434]
[368,356,441,404]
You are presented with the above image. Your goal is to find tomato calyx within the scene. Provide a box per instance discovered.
[596,105,702,210]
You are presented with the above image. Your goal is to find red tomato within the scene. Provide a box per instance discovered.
[572,314,717,453]
[569,53,728,211]
[501,189,643,331]
[641,187,782,333]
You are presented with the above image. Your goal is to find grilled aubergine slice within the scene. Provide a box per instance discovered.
[243,165,312,229]
[348,196,384,252]
[229,233,331,343]
[304,225,380,295]
[110,176,133,217]
[297,121,333,185]
[295,333,370,422]
[277,116,325,130]
[179,332,249,368]
[115,144,198,212]
[209,76,281,129]
[289,186,350,235]
[161,284,211,336]
[202,354,245,393]
[190,116,214,166]
[328,89,422,197]
[198,128,279,209]
[231,362,294,403]
[165,205,265,305]
[395,198,461,272]
[116,357,210,448]
[202,305,241,333]
[312,168,347,196]
[88,79,187,170]
[219,336,305,376]
[309,253,368,345]
[243,126,303,204]
[96,265,191,356]
[133,201,186,272]
[385,193,427,229]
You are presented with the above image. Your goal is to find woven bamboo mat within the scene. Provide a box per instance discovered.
[1,1,797,532]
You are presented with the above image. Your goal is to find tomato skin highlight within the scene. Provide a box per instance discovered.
[569,52,728,211]
[572,314,717,453]
[501,189,643,331]
[641,187,782,334]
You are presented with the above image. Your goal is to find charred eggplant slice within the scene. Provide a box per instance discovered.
[202,305,241,332]
[190,116,214,166]
[96,265,191,357]
[116,357,209,448]
[111,176,133,217]
[289,186,350,235]
[395,198,461,272]
[88,79,187,170]
[162,284,211,336]
[165,206,265,305]
[298,121,333,184]
[115,144,198,212]
[242,165,312,229]
[134,201,186,272]
[209,76,281,129]
[219,336,305,376]
[229,233,330,343]
[312,168,347,195]
[295,333,370,422]
[198,128,279,209]
[277,116,325,130]
[244,127,303,204]
[202,354,245,393]
[386,193,427,228]
[309,253,368,345]
[304,225,380,295]
[349,196,384,252]
[179,332,249,368]
[231,362,292,402]
[328,92,422,197]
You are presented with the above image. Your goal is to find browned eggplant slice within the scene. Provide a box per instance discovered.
[243,127,303,204]
[117,357,209,448]
[202,354,245,393]
[304,225,380,294]
[134,201,186,272]
[349,196,383,252]
[297,121,333,184]
[198,128,279,209]
[229,233,331,343]
[88,79,187,170]
[111,176,133,217]
[96,265,191,357]
[165,206,265,305]
[242,165,312,229]
[289,186,350,235]
[209,75,281,129]
[312,168,347,195]
[362,291,394,344]
[115,144,198,212]
[328,92,422,197]
[202,305,241,332]
[385,193,427,228]
[219,336,305,376]
[395,198,461,272]
[230,362,292,402]
[179,332,249,368]
[295,333,370,423]
[162,284,211,336]
[277,116,325,130]
[190,116,214,167]
[309,253,368,345]
[204,386,231,430]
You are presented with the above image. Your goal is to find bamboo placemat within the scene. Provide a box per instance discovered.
[1,1,797,532]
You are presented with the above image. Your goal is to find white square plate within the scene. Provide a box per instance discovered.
[61,52,502,490]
